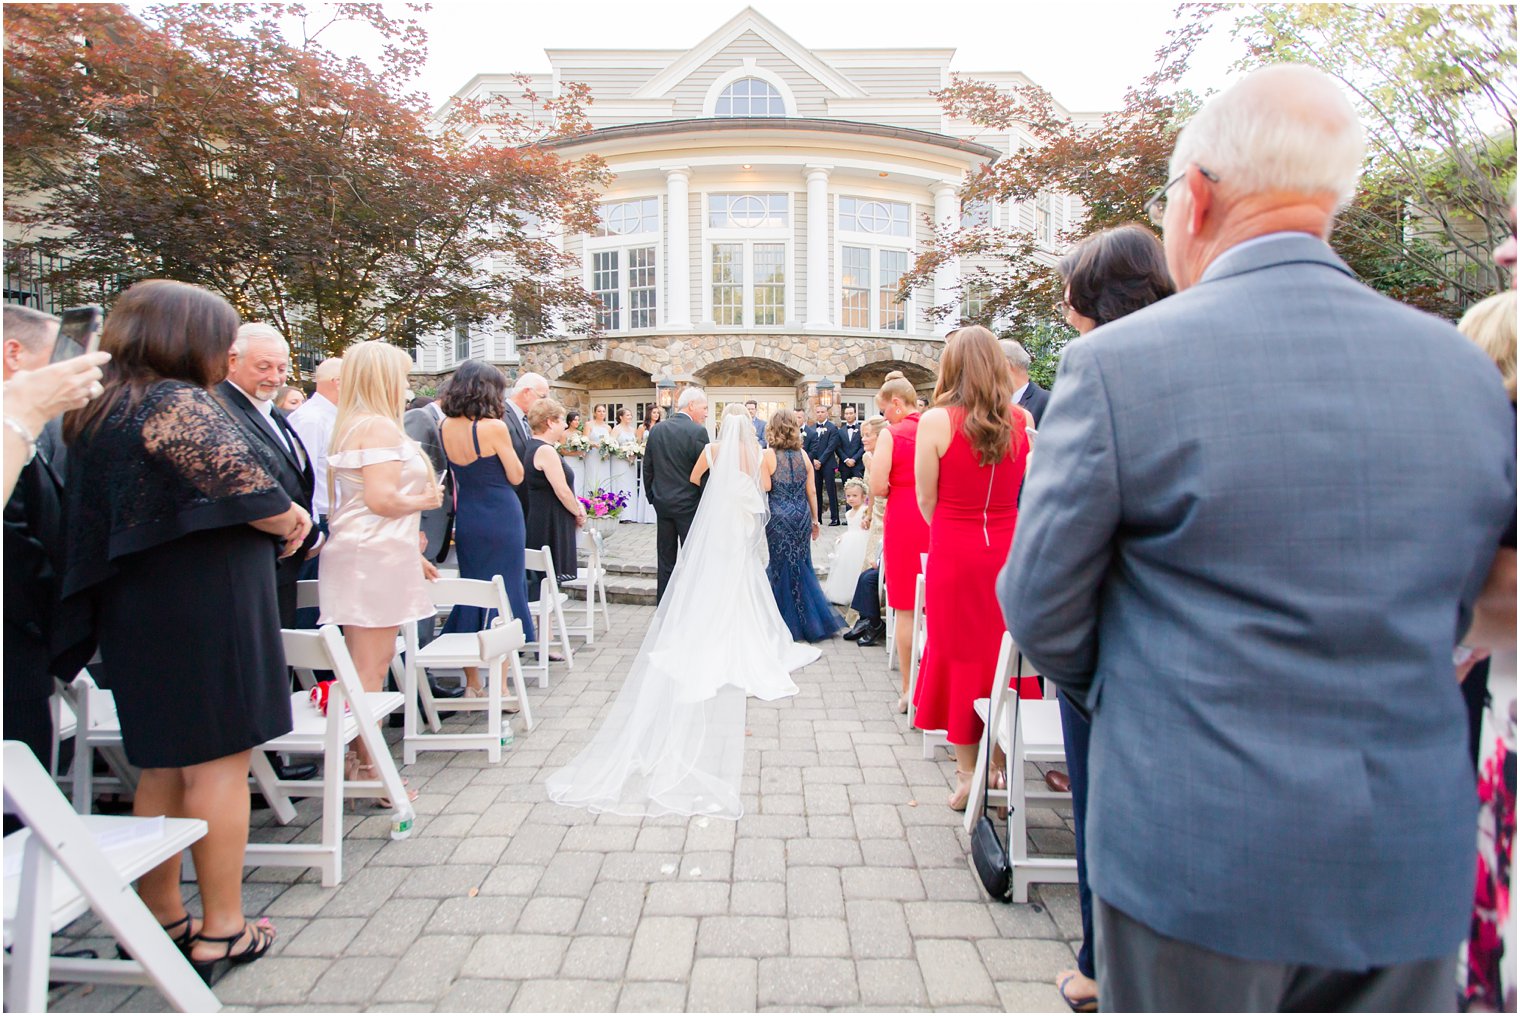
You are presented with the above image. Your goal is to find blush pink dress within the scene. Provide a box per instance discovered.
[318,438,436,627]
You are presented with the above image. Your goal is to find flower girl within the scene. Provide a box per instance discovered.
[823,478,871,604]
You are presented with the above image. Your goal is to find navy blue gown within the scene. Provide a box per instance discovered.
[441,420,535,642]
[766,449,844,642]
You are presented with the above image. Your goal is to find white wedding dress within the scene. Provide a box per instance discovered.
[547,410,815,819]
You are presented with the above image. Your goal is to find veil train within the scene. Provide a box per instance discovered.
[546,407,816,818]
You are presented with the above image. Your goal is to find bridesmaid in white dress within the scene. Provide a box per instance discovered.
[582,404,611,495]
[607,408,638,514]
[633,406,663,524]
[564,409,587,498]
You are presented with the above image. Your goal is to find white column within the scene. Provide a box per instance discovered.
[804,165,832,329]
[930,180,960,337]
[663,166,692,330]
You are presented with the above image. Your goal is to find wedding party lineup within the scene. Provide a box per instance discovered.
[1,3,1515,1014]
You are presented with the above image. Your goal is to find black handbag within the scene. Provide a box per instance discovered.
[971,653,1019,902]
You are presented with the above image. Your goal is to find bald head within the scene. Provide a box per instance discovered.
[312,357,343,401]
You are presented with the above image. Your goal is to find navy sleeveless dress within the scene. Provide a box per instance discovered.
[766,449,844,642]
[441,420,535,642]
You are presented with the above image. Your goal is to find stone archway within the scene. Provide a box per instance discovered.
[693,355,802,388]
[843,357,938,390]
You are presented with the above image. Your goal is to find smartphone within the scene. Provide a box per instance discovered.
[51,305,104,363]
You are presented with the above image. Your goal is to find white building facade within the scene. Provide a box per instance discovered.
[417,7,1098,421]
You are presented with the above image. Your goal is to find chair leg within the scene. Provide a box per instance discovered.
[554,597,574,668]
[510,653,534,732]
[321,720,344,887]
[10,834,53,1012]
[486,660,502,764]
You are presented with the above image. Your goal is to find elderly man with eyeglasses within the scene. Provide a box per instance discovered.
[1000,65,1515,1011]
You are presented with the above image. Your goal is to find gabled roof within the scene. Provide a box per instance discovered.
[631,7,869,101]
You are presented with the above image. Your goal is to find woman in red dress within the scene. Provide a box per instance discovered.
[913,326,1031,809]
[868,370,930,713]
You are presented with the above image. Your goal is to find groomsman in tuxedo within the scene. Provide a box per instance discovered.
[745,398,767,448]
[504,372,549,522]
[216,324,319,627]
[644,387,709,602]
[1001,339,1050,426]
[836,405,865,485]
[804,403,842,525]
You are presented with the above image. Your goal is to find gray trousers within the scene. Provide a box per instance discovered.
[1094,897,1457,1012]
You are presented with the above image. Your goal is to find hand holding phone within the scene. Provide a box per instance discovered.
[52,305,104,364]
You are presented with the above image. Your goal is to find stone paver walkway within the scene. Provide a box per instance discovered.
[49,523,1080,1012]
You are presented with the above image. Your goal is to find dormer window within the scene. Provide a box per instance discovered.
[715,77,786,117]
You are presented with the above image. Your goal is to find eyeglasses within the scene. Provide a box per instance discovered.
[1144,166,1220,227]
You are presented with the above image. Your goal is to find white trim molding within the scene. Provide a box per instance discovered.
[702,65,799,118]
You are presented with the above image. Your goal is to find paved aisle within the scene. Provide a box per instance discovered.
[50,524,1081,1012]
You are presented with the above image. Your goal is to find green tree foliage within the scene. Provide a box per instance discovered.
[1230,3,1516,313]
[906,2,1513,375]
[4,3,609,362]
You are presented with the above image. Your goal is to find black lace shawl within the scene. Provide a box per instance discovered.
[61,380,292,597]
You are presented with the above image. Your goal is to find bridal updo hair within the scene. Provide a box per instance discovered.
[766,408,803,451]
[877,369,916,409]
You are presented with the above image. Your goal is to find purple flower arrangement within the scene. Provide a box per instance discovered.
[579,488,629,519]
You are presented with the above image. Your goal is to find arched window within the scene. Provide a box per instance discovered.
[715,77,787,117]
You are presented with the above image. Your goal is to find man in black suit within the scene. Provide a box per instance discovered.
[503,371,548,523]
[2,306,72,772]
[836,405,865,485]
[644,387,709,602]
[803,403,842,525]
[1001,339,1050,426]
[216,324,320,627]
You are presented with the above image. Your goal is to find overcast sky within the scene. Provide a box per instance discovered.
[345,1,1244,114]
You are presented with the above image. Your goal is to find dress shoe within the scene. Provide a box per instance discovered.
[843,618,871,641]
[269,759,318,782]
[1044,770,1072,794]
[429,679,467,699]
[856,620,887,647]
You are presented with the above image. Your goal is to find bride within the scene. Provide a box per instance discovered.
[547,404,817,818]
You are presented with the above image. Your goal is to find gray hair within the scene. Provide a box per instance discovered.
[1169,64,1365,209]
[677,386,707,411]
[3,304,59,353]
[511,371,549,396]
[1000,339,1031,372]
[233,322,290,357]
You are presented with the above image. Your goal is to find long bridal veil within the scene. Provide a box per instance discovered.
[547,406,817,818]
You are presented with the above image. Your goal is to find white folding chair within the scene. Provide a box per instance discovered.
[244,626,413,887]
[2,743,219,1013]
[56,672,139,815]
[964,632,1076,902]
[294,580,441,732]
[49,691,76,781]
[881,565,896,673]
[523,545,575,689]
[560,528,612,646]
[405,576,533,764]
[905,569,948,759]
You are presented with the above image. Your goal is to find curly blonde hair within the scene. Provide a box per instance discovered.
[766,408,803,450]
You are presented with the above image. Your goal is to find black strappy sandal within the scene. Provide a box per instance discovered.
[115,912,196,960]
[189,919,275,985]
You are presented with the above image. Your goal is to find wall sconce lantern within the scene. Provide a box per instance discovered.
[816,376,836,409]
[657,376,676,410]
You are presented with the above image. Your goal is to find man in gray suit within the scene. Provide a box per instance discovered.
[999,65,1516,1011]
[403,394,450,564]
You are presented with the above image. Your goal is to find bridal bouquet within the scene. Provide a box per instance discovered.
[580,488,629,519]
